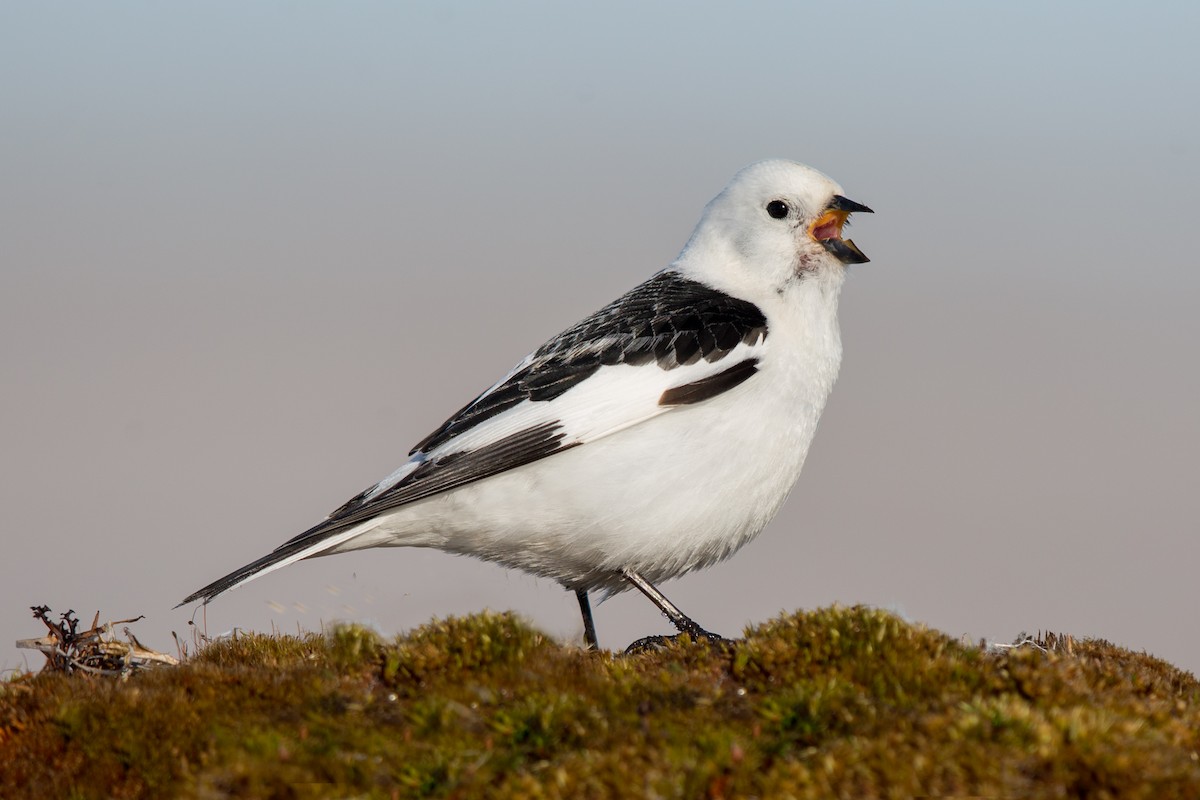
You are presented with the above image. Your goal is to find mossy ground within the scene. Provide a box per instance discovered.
[2,607,1198,799]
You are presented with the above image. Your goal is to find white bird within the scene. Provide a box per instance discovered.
[180,159,873,651]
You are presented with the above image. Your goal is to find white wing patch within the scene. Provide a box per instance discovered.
[361,340,763,504]
[436,341,762,454]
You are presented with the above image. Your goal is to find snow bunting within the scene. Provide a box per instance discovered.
[180,159,873,650]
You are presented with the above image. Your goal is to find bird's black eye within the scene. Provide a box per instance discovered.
[766,200,789,219]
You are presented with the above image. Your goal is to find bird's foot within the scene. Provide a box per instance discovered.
[623,628,731,655]
[616,568,734,654]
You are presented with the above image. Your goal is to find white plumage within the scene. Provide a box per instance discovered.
[181,159,873,649]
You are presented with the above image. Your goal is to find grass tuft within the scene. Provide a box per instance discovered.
[3,606,1198,798]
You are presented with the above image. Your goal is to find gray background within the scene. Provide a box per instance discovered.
[4,3,1198,674]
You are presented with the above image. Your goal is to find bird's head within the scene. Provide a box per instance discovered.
[678,159,873,293]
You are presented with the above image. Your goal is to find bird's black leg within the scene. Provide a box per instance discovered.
[620,568,728,653]
[576,588,599,651]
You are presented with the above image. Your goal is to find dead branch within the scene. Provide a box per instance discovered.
[17,606,178,677]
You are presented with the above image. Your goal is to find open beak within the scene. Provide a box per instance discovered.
[809,195,874,264]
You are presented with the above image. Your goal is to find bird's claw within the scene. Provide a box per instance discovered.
[623,629,732,655]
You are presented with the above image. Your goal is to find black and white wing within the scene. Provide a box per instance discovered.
[179,270,768,604]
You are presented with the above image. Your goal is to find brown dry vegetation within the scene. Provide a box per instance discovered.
[2,606,1199,799]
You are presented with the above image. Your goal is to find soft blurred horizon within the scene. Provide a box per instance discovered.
[3,3,1199,675]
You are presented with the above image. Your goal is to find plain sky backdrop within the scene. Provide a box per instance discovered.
[3,3,1199,675]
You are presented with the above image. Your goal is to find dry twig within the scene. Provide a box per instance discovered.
[16,605,178,677]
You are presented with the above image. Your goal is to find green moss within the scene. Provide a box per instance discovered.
[3,606,1198,798]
